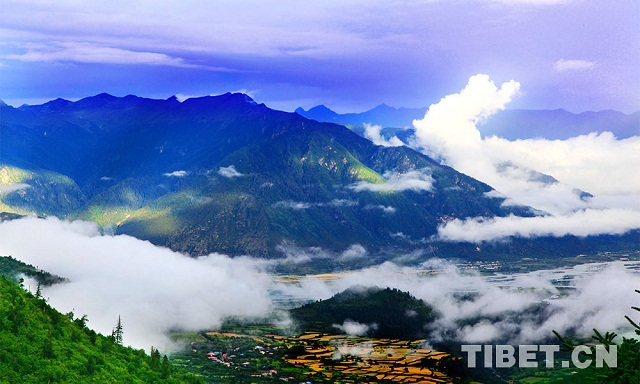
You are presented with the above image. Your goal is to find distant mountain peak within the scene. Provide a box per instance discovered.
[295,105,340,122]
[72,93,119,108]
[308,104,334,112]
[90,92,117,100]
[371,103,394,111]
[43,98,72,110]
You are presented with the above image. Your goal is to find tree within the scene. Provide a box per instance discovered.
[35,280,42,299]
[554,289,640,384]
[625,289,640,335]
[150,346,161,370]
[161,355,171,378]
[111,315,123,345]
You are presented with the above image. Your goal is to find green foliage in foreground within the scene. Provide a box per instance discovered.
[517,289,640,384]
[0,255,66,286]
[0,276,204,383]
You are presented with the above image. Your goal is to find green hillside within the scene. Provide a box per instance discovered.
[290,286,439,340]
[0,275,203,383]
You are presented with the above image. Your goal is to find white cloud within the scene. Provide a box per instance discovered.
[4,218,634,351]
[217,165,244,178]
[273,201,313,210]
[332,341,375,360]
[277,259,640,344]
[0,216,272,351]
[163,170,188,177]
[363,123,403,147]
[333,320,376,336]
[273,199,358,210]
[327,199,358,207]
[412,73,519,164]
[0,183,30,193]
[410,74,640,241]
[349,170,434,192]
[437,209,640,242]
[338,244,368,261]
[3,42,231,71]
[274,242,330,264]
[364,205,396,214]
[483,133,640,197]
[272,243,369,265]
[554,58,596,72]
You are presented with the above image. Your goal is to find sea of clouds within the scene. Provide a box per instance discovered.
[0,216,638,351]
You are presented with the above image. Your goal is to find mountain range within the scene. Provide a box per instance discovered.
[0,94,636,263]
[296,104,639,140]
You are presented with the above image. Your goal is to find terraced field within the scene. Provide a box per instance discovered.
[285,332,454,383]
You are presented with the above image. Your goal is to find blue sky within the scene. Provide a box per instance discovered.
[1,0,638,113]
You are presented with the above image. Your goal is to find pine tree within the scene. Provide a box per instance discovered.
[35,280,42,299]
[150,347,161,370]
[624,289,640,336]
[161,355,171,378]
[111,315,123,345]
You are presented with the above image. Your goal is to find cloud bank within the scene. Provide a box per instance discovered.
[0,216,271,351]
[438,209,640,243]
[1,217,636,352]
[410,74,640,241]
[278,260,640,344]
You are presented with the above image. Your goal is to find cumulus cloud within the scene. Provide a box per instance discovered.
[349,170,434,192]
[333,320,376,336]
[412,74,519,161]
[0,216,272,351]
[410,74,640,240]
[217,165,244,178]
[553,58,596,71]
[363,123,404,147]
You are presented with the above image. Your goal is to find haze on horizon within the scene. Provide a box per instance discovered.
[1,0,638,113]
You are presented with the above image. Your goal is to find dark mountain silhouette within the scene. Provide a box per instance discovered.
[1,93,636,262]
